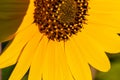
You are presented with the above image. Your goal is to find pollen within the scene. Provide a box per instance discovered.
[34,0,88,41]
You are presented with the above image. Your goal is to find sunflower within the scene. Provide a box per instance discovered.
[0,0,120,80]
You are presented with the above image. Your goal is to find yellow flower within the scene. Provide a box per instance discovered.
[0,0,120,80]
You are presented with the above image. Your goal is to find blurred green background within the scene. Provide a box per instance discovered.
[95,54,120,80]
[94,53,120,80]
[0,0,29,42]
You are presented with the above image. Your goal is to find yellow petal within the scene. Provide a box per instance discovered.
[65,40,92,80]
[54,41,66,80]
[29,39,74,80]
[89,0,120,13]
[88,0,120,29]
[28,36,48,80]
[0,24,37,68]
[55,41,74,80]
[83,23,120,53]
[9,30,42,80]
[42,41,73,80]
[73,32,110,72]
[42,40,56,80]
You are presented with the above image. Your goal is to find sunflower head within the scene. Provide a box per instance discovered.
[0,0,120,80]
[34,0,88,41]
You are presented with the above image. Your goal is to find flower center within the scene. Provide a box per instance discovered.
[34,0,88,41]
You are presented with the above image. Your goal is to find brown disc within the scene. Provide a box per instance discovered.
[34,0,88,41]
